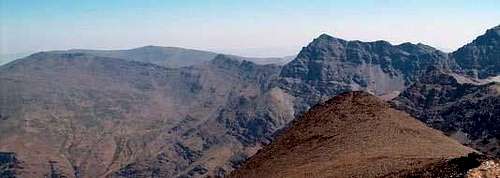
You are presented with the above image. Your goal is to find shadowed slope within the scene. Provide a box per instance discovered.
[392,67,500,157]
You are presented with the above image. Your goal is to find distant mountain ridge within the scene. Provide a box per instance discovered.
[42,46,293,68]
[50,46,219,67]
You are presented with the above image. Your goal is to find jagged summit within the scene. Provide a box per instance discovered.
[488,24,500,33]
[307,33,347,50]
[452,25,500,79]
[311,33,398,49]
[316,33,334,40]
[231,91,475,178]
[313,33,440,53]
[314,33,345,42]
[474,25,500,45]
[277,33,454,112]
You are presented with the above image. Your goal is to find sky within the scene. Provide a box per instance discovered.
[1,0,500,57]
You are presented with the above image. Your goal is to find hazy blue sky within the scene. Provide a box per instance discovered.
[1,0,499,57]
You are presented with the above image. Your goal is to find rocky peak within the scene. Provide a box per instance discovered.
[452,25,500,79]
[276,34,453,114]
[464,25,500,47]
[314,33,346,45]
[480,25,500,42]
[281,34,451,81]
[294,33,347,63]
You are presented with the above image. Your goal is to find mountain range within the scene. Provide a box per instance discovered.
[45,46,293,68]
[0,25,499,177]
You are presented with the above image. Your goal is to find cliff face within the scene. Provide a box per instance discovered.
[392,67,500,157]
[276,34,455,115]
[452,25,500,79]
[231,91,475,178]
[276,25,500,116]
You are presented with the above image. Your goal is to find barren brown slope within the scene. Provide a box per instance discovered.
[230,91,475,178]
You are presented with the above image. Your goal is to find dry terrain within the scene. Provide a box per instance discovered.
[231,91,476,178]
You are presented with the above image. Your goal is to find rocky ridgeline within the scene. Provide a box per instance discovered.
[276,33,456,115]
[452,25,500,79]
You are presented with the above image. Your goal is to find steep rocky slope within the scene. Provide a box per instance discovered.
[109,55,295,178]
[452,25,500,79]
[231,91,477,178]
[276,34,455,115]
[392,67,500,157]
[275,25,500,117]
[0,53,292,177]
